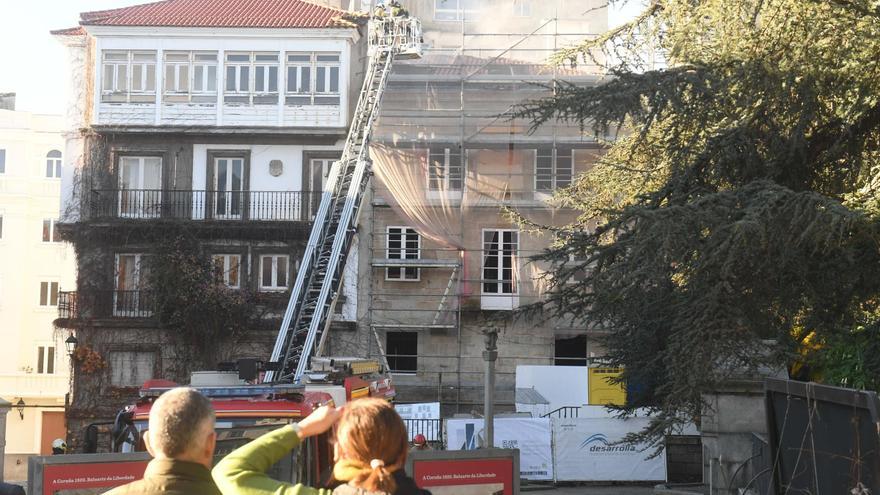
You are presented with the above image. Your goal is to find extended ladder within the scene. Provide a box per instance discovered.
[265,17,422,383]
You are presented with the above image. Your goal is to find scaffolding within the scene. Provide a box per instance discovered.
[328,0,610,412]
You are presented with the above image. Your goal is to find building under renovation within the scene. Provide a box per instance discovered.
[327,0,609,413]
[52,0,608,445]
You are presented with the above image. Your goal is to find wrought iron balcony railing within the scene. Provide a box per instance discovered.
[58,290,154,320]
[89,189,322,222]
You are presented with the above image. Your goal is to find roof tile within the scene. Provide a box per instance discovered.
[78,0,363,29]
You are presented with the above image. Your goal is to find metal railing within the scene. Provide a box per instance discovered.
[57,290,154,320]
[402,418,444,447]
[89,189,321,222]
[541,406,581,418]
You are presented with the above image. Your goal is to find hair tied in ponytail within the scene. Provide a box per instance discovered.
[370,459,385,470]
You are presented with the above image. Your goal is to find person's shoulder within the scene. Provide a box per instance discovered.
[392,473,431,495]
[104,479,147,495]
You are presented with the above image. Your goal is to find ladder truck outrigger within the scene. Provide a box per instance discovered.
[102,14,423,470]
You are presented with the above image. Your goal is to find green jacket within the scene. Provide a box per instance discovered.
[212,424,332,495]
[106,459,221,495]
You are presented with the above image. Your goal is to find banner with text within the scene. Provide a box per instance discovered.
[552,417,667,481]
[446,418,553,481]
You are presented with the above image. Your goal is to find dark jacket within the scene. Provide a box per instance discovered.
[106,459,221,495]
[331,471,431,495]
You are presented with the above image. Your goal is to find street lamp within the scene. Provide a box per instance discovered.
[65,335,78,357]
[15,398,24,420]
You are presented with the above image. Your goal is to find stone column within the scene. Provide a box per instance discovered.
[0,398,10,481]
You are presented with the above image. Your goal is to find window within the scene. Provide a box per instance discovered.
[482,229,518,295]
[513,0,531,16]
[260,255,289,291]
[0,149,5,173]
[118,156,162,218]
[434,0,481,20]
[285,53,341,106]
[212,157,245,219]
[46,150,62,178]
[224,52,279,105]
[386,227,420,281]
[535,148,573,193]
[386,331,417,373]
[115,254,152,316]
[36,346,56,374]
[42,219,60,242]
[555,335,587,366]
[427,147,463,191]
[39,281,59,306]
[109,350,155,387]
[101,50,157,103]
[213,254,242,289]
[164,51,218,103]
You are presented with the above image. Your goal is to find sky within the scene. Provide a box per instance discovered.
[0,0,645,115]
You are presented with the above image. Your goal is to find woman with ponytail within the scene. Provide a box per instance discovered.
[212,400,430,495]
[332,398,430,495]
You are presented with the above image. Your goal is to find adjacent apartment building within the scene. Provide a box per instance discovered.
[52,0,366,447]
[0,96,76,479]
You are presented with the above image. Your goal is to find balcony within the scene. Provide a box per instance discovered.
[58,290,154,322]
[0,373,69,398]
[88,189,321,222]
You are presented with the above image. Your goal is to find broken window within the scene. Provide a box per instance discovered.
[109,350,155,387]
[386,226,420,281]
[386,331,417,373]
[555,334,587,366]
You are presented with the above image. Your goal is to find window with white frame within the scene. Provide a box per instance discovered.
[427,147,463,191]
[213,254,242,289]
[434,0,481,20]
[42,219,60,242]
[260,255,289,291]
[109,350,155,387]
[46,150,62,178]
[36,346,56,374]
[386,227,420,281]
[535,148,573,193]
[101,50,157,103]
[39,281,59,306]
[285,53,341,106]
[224,52,279,105]
[115,253,152,316]
[164,51,218,103]
[513,0,531,16]
[482,229,518,295]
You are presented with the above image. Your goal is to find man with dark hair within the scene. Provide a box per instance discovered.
[107,387,220,495]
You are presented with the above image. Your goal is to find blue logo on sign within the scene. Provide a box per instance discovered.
[579,433,610,449]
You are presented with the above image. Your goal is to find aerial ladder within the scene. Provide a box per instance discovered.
[264,15,423,384]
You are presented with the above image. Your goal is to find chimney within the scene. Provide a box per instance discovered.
[0,93,15,111]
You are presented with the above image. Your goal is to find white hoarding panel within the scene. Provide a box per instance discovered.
[446,418,553,481]
[552,418,667,482]
[395,402,441,441]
